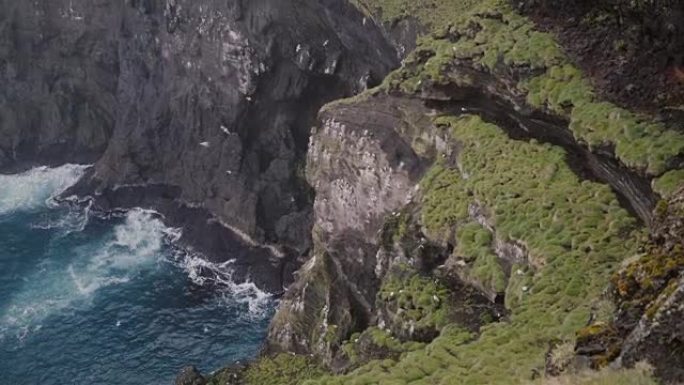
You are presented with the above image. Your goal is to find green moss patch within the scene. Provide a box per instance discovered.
[453,222,507,296]
[381,211,412,250]
[306,114,640,384]
[372,0,684,175]
[653,169,684,199]
[340,327,426,369]
[244,354,325,385]
[378,264,452,337]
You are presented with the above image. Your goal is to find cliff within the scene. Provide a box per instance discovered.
[259,1,684,384]
[1,0,683,384]
[0,0,397,292]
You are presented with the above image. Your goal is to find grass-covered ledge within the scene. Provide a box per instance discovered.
[305,114,643,384]
[363,0,684,177]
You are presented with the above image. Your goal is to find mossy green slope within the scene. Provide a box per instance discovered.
[453,222,507,296]
[245,354,325,385]
[252,2,682,384]
[340,327,426,369]
[371,0,684,177]
[305,115,642,385]
[378,265,452,334]
[653,169,684,199]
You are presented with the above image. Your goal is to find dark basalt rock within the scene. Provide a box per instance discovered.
[1,0,399,291]
[0,1,118,173]
[175,366,206,385]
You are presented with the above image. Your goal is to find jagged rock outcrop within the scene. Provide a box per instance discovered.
[264,1,684,384]
[266,93,504,370]
[576,187,684,383]
[175,366,206,385]
[267,94,436,359]
[0,0,398,291]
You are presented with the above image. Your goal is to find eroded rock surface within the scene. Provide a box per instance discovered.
[1,0,398,291]
[267,94,436,360]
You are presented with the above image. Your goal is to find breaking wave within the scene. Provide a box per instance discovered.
[0,209,175,340]
[0,164,89,215]
[0,164,272,337]
[175,254,273,317]
[0,165,275,383]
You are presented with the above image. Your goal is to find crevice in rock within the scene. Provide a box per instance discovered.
[422,86,657,226]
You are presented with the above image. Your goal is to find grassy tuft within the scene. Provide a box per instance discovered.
[454,222,507,295]
[378,264,452,336]
[244,354,325,385]
[368,0,684,175]
[653,169,684,199]
[306,114,642,385]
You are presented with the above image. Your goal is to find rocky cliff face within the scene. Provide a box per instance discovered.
[267,94,437,360]
[0,1,118,172]
[261,0,684,384]
[0,0,398,291]
[3,0,684,384]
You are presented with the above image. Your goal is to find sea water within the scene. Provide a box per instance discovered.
[0,165,273,385]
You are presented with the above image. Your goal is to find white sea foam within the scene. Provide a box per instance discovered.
[176,253,273,317]
[31,199,93,236]
[0,209,175,340]
[67,208,172,295]
[0,164,89,216]
[0,163,272,340]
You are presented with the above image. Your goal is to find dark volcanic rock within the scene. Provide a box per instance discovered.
[515,0,684,114]
[1,0,399,291]
[0,1,117,172]
[175,366,206,385]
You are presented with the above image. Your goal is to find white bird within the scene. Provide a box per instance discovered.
[199,141,210,148]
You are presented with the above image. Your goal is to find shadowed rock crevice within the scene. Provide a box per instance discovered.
[419,83,658,225]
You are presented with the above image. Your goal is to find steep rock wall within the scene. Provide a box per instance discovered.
[263,1,684,384]
[0,0,399,291]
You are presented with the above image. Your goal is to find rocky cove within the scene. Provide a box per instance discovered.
[1,0,683,384]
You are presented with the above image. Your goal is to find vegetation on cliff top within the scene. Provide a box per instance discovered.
[453,221,507,296]
[237,1,683,384]
[653,169,684,199]
[305,114,641,384]
[377,264,452,338]
[245,354,325,385]
[369,0,684,177]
